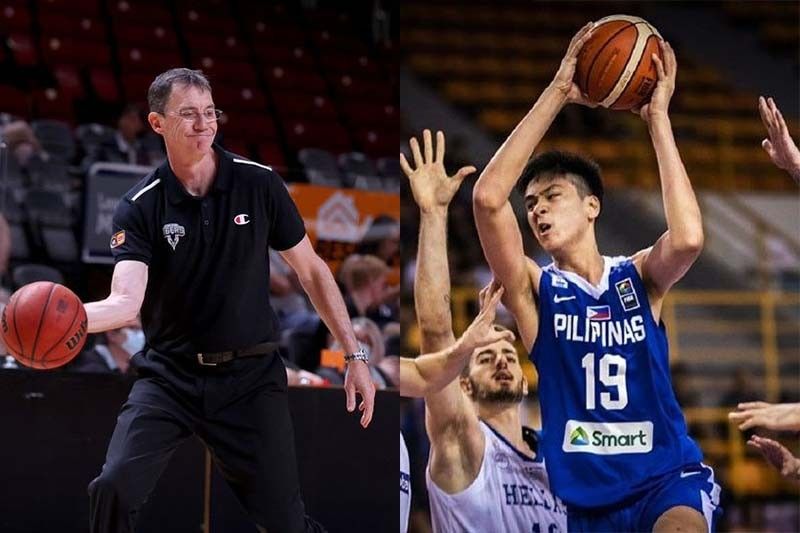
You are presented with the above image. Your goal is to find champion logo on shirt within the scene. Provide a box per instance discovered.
[586,305,611,321]
[233,213,250,225]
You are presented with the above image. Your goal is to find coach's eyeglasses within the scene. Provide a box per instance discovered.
[167,108,224,123]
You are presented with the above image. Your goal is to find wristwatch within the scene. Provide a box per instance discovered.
[344,345,369,364]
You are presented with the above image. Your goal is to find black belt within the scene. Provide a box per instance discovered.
[195,341,280,366]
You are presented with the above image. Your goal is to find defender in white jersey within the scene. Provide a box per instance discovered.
[400,432,410,533]
[400,130,566,532]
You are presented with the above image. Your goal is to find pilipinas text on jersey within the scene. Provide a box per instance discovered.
[531,257,703,508]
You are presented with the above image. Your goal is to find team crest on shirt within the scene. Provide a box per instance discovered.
[110,230,125,249]
[615,277,640,311]
[162,223,185,251]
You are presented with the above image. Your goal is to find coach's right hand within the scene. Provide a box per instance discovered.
[400,129,476,212]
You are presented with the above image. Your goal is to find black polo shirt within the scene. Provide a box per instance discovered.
[110,144,306,355]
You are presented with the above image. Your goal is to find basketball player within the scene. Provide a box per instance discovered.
[400,283,510,533]
[401,129,567,532]
[472,25,721,531]
[82,68,375,533]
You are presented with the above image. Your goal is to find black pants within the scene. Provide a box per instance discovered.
[88,348,325,533]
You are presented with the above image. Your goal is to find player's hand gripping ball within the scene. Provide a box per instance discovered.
[1,282,88,369]
[575,15,664,110]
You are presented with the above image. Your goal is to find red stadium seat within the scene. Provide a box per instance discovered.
[220,138,250,159]
[118,47,183,73]
[185,34,249,60]
[120,72,157,102]
[0,84,31,116]
[213,86,267,113]
[265,67,327,93]
[340,101,397,127]
[283,120,352,153]
[39,13,107,42]
[107,1,172,24]
[33,89,75,124]
[219,113,278,140]
[37,0,101,17]
[271,91,337,121]
[7,33,38,66]
[257,143,286,172]
[90,68,120,102]
[246,22,306,46]
[194,58,258,86]
[254,45,315,68]
[355,128,397,158]
[333,75,393,103]
[177,8,236,34]
[319,53,383,78]
[114,23,179,49]
[41,36,111,66]
[53,65,86,99]
[0,3,32,32]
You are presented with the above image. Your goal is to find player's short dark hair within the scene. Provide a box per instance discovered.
[516,150,604,207]
[148,68,212,114]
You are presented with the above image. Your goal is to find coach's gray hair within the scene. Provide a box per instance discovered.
[147,68,212,113]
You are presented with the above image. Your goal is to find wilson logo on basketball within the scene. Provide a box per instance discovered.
[66,319,88,350]
[56,299,69,314]
[233,214,250,225]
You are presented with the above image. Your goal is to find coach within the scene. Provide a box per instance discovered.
[83,68,375,533]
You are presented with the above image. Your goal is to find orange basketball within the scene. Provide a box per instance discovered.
[1,282,88,369]
[575,15,663,110]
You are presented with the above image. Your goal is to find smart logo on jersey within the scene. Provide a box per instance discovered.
[615,277,640,312]
[569,426,589,446]
[586,305,611,321]
[562,420,653,454]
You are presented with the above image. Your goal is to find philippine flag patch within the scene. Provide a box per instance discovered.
[586,305,611,321]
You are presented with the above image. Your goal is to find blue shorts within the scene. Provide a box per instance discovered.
[567,463,722,532]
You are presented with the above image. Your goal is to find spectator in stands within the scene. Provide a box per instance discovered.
[730,401,800,484]
[85,104,165,167]
[66,320,145,374]
[325,316,397,388]
[338,254,399,329]
[358,215,400,268]
[269,249,314,330]
[759,96,800,184]
[1,120,47,168]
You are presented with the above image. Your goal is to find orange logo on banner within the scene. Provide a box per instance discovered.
[288,184,400,284]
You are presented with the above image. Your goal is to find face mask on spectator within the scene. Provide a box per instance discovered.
[121,328,146,356]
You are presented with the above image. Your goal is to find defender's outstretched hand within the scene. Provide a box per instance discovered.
[551,22,597,107]
[400,129,476,212]
[759,96,800,183]
[748,435,800,483]
[729,401,800,432]
[457,281,514,355]
[633,40,676,122]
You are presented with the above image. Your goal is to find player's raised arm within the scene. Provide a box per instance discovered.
[759,96,800,183]
[633,41,704,299]
[85,260,148,333]
[400,284,513,398]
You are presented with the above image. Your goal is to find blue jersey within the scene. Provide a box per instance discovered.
[531,256,702,508]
